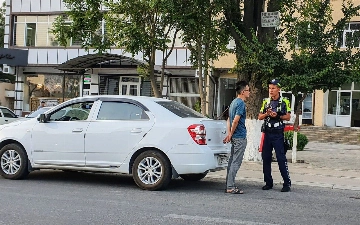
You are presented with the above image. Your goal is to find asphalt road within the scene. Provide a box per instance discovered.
[0,171,359,225]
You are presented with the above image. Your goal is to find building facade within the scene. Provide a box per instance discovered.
[2,0,202,116]
[212,0,360,128]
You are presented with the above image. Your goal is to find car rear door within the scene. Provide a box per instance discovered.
[84,100,155,168]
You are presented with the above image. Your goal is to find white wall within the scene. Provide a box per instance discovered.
[25,48,192,66]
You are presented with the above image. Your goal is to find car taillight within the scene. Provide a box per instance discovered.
[187,124,206,145]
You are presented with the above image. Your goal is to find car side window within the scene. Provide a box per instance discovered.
[97,102,149,120]
[1,108,16,118]
[49,102,93,121]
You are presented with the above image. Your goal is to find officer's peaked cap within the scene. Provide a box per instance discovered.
[268,79,281,87]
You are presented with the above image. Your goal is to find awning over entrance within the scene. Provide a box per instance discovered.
[56,53,171,74]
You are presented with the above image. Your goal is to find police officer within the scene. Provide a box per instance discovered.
[258,79,292,192]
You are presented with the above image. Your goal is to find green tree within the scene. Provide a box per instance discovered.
[175,0,230,114]
[280,0,360,161]
[221,0,286,118]
[52,0,180,97]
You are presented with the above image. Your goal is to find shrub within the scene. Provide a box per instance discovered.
[284,131,309,151]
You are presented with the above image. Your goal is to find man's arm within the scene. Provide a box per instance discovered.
[258,112,269,120]
[229,115,240,137]
[226,117,231,134]
[280,113,291,121]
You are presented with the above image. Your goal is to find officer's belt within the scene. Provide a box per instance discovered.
[264,128,283,134]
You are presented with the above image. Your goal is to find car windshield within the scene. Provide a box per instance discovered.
[156,101,205,118]
[26,108,51,118]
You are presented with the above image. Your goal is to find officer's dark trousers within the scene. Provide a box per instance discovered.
[262,131,291,187]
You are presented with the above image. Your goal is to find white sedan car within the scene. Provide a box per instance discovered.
[0,96,230,190]
[0,106,20,125]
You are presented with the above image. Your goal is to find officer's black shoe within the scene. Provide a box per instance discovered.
[262,185,273,190]
[281,186,291,192]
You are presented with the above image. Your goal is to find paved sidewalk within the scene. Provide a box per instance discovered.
[208,142,360,191]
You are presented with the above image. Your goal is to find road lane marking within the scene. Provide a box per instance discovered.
[164,214,279,225]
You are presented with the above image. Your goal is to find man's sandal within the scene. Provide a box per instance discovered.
[225,187,244,194]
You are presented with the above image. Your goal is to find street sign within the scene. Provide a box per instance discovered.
[261,11,280,27]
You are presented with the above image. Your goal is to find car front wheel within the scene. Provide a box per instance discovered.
[180,172,208,181]
[0,143,29,179]
[132,150,171,191]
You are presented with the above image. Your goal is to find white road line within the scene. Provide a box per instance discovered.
[164,214,279,225]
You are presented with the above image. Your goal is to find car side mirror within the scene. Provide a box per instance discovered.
[39,114,49,123]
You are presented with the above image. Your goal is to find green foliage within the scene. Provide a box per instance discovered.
[280,0,360,95]
[284,131,309,151]
[52,0,182,97]
[193,100,201,113]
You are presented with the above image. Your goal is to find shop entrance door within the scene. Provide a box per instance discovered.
[335,91,352,127]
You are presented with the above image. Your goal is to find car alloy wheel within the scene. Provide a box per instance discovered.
[137,156,162,185]
[0,143,29,180]
[1,149,21,175]
[132,150,171,191]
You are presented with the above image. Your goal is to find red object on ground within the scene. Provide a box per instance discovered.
[259,124,300,152]
[284,124,301,132]
[259,132,265,152]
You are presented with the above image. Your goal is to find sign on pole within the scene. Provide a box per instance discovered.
[261,11,280,27]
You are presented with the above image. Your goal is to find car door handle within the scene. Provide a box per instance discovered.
[131,128,142,133]
[4,120,8,122]
[72,128,83,133]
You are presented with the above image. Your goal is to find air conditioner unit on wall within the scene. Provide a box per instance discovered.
[3,64,15,75]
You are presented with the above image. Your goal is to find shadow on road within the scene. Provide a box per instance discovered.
[23,170,263,193]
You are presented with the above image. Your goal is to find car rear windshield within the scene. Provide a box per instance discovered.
[156,101,205,118]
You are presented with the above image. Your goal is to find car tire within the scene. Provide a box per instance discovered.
[180,172,208,181]
[0,143,29,180]
[132,150,171,191]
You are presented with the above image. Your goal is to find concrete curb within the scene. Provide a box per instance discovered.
[206,175,360,191]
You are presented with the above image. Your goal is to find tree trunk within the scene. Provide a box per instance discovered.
[197,43,206,115]
[149,47,161,98]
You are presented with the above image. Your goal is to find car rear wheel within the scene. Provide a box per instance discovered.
[132,150,171,191]
[0,143,29,179]
[180,172,208,181]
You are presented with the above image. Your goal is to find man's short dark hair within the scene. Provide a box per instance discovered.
[235,80,248,95]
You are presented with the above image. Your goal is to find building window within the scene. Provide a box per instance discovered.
[26,74,81,111]
[169,77,200,109]
[12,15,106,47]
[338,22,360,48]
[25,23,36,46]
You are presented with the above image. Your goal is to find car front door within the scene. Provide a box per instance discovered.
[84,100,155,169]
[0,108,18,125]
[30,101,95,166]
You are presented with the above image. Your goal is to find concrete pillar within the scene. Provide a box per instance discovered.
[14,68,25,116]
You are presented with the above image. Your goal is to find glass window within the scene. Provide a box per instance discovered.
[170,77,199,94]
[156,100,205,118]
[64,75,81,98]
[49,102,93,121]
[1,108,16,118]
[121,77,140,83]
[339,22,360,48]
[328,91,337,114]
[25,23,36,46]
[97,102,149,120]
